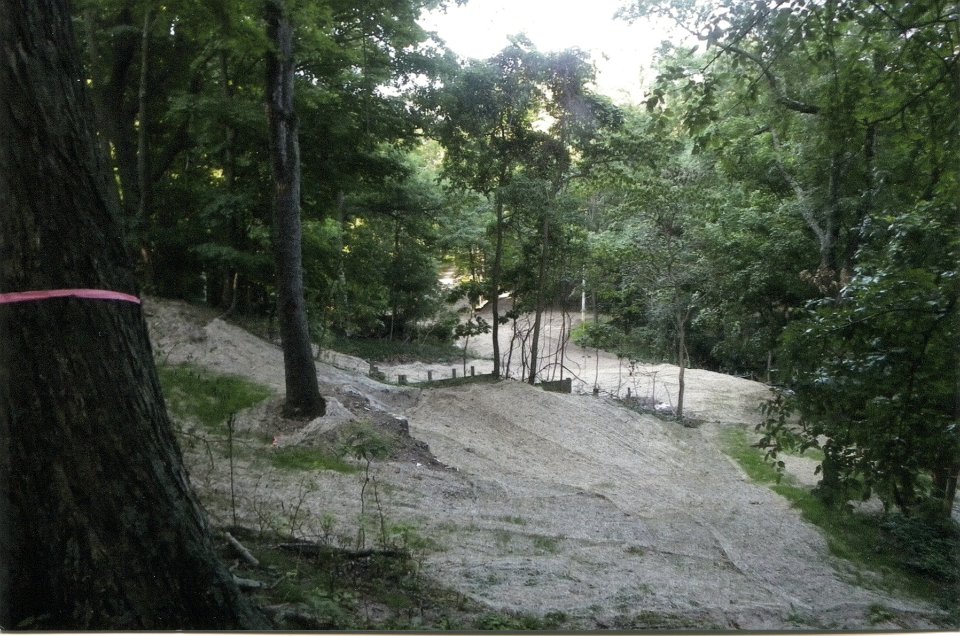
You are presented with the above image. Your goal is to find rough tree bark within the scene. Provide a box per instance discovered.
[265,0,325,418]
[0,0,268,628]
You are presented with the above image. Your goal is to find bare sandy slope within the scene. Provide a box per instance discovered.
[144,298,944,630]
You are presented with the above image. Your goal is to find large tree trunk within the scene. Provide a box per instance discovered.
[0,0,267,629]
[265,0,325,418]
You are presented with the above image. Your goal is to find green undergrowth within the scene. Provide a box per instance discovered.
[722,427,789,485]
[158,363,273,433]
[268,447,358,474]
[217,526,583,630]
[722,425,959,622]
[233,527,702,632]
[224,526,473,629]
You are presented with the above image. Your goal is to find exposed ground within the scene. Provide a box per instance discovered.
[145,298,949,630]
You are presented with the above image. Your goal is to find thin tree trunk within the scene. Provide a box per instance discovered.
[334,190,349,333]
[527,209,549,385]
[265,0,325,418]
[0,0,267,628]
[93,4,142,228]
[770,129,834,274]
[931,466,959,519]
[490,193,505,378]
[558,305,569,381]
[390,217,401,340]
[219,46,238,312]
[676,307,691,421]
[581,274,586,323]
[135,5,152,282]
[676,341,686,420]
[79,7,125,219]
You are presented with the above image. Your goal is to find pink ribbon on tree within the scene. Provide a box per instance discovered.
[0,289,141,305]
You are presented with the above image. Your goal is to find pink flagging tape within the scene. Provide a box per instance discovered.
[0,289,141,305]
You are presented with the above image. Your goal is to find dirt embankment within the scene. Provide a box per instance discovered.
[144,298,945,630]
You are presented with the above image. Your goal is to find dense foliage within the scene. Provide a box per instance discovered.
[74,0,455,340]
[620,0,959,518]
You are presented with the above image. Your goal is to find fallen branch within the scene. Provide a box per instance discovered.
[232,574,266,590]
[224,531,260,567]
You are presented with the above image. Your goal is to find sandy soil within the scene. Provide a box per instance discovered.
[144,298,947,630]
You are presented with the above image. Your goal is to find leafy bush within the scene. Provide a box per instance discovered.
[759,263,960,519]
[571,320,621,350]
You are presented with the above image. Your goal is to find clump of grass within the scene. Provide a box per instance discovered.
[722,426,790,485]
[493,529,513,549]
[269,447,358,474]
[625,545,645,557]
[499,515,527,526]
[532,534,562,554]
[158,363,272,432]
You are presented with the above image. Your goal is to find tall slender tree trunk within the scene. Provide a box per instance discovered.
[135,6,153,286]
[334,190,350,333]
[490,193,505,378]
[79,7,125,219]
[0,0,267,628]
[219,46,240,312]
[390,217,402,341]
[931,465,959,519]
[84,4,141,229]
[676,332,686,420]
[675,306,692,421]
[135,8,151,233]
[265,0,325,418]
[527,209,550,384]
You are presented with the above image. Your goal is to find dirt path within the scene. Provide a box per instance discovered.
[145,298,943,630]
